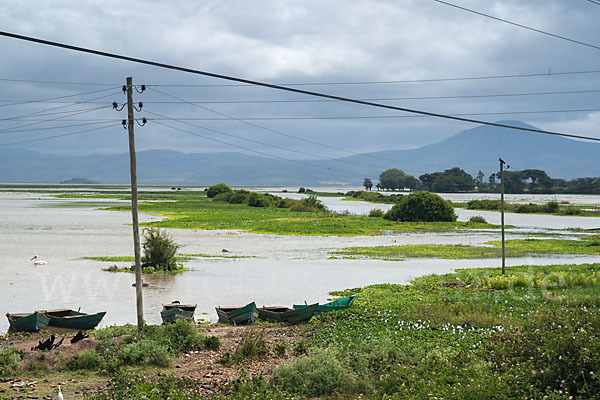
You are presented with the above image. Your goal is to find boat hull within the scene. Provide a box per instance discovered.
[161,306,196,324]
[258,303,319,324]
[44,309,106,330]
[6,312,50,332]
[216,302,258,325]
[293,295,356,313]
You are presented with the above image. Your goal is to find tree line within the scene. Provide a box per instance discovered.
[365,168,600,194]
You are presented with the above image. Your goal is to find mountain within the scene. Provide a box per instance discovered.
[340,121,600,180]
[1,121,598,185]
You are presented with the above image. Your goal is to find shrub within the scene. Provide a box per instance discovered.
[212,191,233,202]
[228,190,251,204]
[204,335,221,350]
[247,193,273,207]
[384,191,456,222]
[141,228,181,271]
[118,339,171,367]
[141,319,203,355]
[368,208,385,218]
[469,215,487,223]
[467,199,501,210]
[298,187,306,193]
[290,195,326,213]
[69,348,101,370]
[272,349,358,397]
[0,347,23,375]
[545,200,560,213]
[235,330,268,360]
[207,183,233,198]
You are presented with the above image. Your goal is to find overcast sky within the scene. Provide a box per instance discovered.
[1,0,600,165]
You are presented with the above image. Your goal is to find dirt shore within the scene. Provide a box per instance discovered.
[0,324,301,399]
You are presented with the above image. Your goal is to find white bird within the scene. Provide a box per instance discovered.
[31,255,48,265]
[57,384,64,400]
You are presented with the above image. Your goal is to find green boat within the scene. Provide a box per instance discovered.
[161,302,196,324]
[6,311,50,332]
[258,303,319,324]
[44,308,106,330]
[216,302,258,325]
[293,294,356,313]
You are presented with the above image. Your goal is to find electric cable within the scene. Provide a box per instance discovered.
[147,69,600,87]
[432,0,600,51]
[0,105,114,133]
[0,30,597,142]
[151,119,372,178]
[0,121,116,135]
[5,86,600,106]
[141,106,600,121]
[0,86,120,108]
[0,123,118,147]
[0,91,118,121]
[147,87,481,170]
[142,108,392,171]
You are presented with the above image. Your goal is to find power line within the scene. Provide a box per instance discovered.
[0,123,118,147]
[140,107,600,121]
[148,87,459,170]
[432,0,600,51]
[0,105,113,133]
[143,108,391,171]
[0,87,119,108]
[6,87,600,105]
[0,30,598,142]
[0,91,118,122]
[151,119,370,178]
[584,0,600,6]
[0,105,113,121]
[0,121,116,135]
[4,68,600,88]
[147,69,600,87]
[8,106,600,123]
[0,77,118,86]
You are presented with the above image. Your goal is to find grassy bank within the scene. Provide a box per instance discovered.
[332,236,600,260]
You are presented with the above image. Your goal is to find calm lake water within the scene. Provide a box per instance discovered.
[1,188,599,333]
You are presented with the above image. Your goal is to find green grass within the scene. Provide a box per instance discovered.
[332,236,600,260]
[51,190,501,236]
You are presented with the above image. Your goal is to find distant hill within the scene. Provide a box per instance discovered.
[1,121,598,185]
[60,178,99,184]
[340,121,600,180]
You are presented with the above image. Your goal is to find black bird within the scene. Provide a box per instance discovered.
[71,330,89,344]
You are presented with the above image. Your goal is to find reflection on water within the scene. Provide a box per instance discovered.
[1,189,600,333]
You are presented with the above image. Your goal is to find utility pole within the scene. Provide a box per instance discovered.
[499,157,506,275]
[126,76,143,331]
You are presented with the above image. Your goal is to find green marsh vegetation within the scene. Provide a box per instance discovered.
[333,236,600,260]
[456,199,599,217]
[59,187,498,236]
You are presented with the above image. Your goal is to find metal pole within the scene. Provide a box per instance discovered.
[499,158,506,275]
[126,76,144,330]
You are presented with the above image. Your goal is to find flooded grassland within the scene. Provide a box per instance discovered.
[1,187,599,333]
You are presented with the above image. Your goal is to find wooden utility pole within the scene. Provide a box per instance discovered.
[499,158,506,275]
[126,76,144,330]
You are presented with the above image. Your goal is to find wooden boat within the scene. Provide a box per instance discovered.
[161,301,197,324]
[43,308,106,330]
[293,294,357,313]
[216,302,258,325]
[258,303,319,324]
[6,311,50,332]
